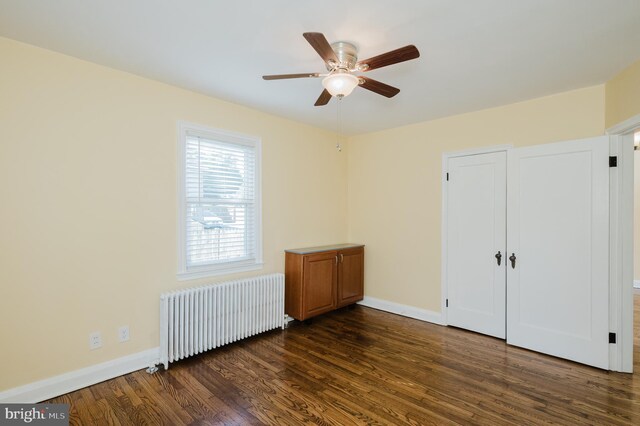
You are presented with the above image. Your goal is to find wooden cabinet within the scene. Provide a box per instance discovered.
[285,244,364,321]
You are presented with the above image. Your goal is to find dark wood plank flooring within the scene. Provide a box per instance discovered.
[48,294,640,425]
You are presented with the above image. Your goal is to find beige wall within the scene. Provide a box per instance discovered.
[605,59,640,128]
[347,86,605,312]
[0,37,348,391]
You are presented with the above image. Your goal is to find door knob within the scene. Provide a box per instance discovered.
[495,251,502,266]
[509,253,517,269]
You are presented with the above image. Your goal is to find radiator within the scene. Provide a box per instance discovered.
[159,273,285,369]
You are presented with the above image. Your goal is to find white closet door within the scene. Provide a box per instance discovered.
[447,151,507,339]
[506,136,609,369]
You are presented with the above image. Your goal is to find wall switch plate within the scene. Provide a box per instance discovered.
[118,325,130,342]
[89,331,102,350]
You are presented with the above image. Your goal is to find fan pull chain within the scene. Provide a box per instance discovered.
[336,96,342,152]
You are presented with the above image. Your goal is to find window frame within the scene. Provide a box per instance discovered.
[177,121,263,280]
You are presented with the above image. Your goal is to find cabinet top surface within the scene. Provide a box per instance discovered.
[285,243,364,255]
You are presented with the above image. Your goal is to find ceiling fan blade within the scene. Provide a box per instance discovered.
[359,77,400,98]
[303,32,338,64]
[262,73,321,80]
[357,45,420,71]
[314,89,332,106]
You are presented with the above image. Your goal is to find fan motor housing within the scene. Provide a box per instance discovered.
[328,41,358,71]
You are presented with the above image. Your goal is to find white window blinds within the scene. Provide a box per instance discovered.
[179,124,261,278]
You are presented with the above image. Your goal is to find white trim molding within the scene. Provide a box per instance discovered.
[358,296,443,325]
[608,131,635,373]
[0,348,159,403]
[440,144,513,159]
[606,112,640,135]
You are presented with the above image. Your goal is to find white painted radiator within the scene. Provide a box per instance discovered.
[159,273,285,369]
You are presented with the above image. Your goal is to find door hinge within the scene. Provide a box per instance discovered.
[446,298,449,308]
[609,156,617,167]
[609,332,616,344]
[446,172,449,181]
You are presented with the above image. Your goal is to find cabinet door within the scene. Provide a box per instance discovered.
[338,247,364,307]
[303,251,337,318]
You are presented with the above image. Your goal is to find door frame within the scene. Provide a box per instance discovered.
[441,144,513,326]
[606,113,638,373]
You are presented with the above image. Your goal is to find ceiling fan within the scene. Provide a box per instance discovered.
[262,32,420,106]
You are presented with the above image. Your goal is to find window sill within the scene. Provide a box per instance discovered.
[177,262,264,281]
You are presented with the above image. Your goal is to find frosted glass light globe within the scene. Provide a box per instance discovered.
[322,72,359,97]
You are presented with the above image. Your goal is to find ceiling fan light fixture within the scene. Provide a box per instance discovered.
[263,33,419,106]
[322,72,359,97]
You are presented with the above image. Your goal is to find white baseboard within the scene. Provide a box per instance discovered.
[634,280,640,289]
[358,296,443,325]
[0,347,159,403]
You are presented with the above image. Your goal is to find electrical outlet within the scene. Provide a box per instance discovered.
[118,325,130,342]
[89,331,102,350]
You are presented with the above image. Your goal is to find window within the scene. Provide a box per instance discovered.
[178,122,262,279]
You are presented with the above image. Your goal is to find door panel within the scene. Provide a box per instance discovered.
[447,151,507,339]
[338,247,364,307]
[303,252,337,317]
[506,136,609,369]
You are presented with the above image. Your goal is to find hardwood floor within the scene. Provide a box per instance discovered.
[48,295,640,425]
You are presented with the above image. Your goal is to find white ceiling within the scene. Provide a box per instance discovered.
[1,0,640,135]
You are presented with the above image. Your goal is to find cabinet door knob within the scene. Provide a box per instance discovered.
[340,254,344,263]
[335,255,338,264]
[495,251,502,266]
[509,253,517,269]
